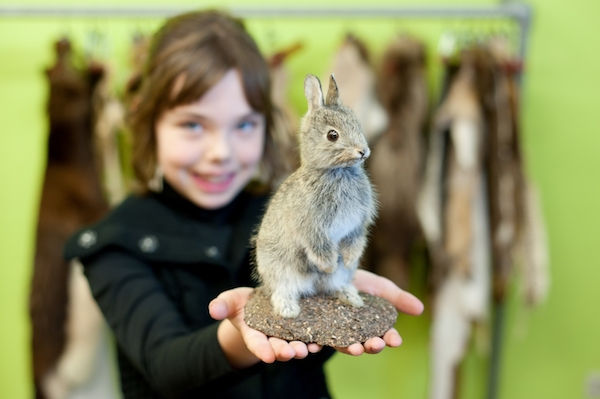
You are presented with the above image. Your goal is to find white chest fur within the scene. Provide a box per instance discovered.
[328,207,363,244]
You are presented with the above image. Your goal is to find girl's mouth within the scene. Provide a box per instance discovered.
[191,172,235,193]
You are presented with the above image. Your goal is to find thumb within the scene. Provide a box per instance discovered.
[209,287,254,320]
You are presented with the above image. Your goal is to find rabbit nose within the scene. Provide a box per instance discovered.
[358,148,370,159]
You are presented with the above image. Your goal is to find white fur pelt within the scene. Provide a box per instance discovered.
[327,34,387,144]
[268,43,303,186]
[418,57,490,399]
[42,262,119,399]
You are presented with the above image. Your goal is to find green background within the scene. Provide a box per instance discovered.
[1,0,599,398]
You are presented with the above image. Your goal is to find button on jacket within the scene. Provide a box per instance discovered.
[64,183,333,399]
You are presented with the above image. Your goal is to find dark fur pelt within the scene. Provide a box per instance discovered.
[366,36,429,288]
[471,46,526,302]
[29,38,108,398]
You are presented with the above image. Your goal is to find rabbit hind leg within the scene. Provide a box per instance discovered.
[271,289,301,318]
[320,266,364,307]
[337,284,364,307]
[270,273,315,318]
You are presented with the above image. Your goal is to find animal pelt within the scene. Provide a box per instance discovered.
[366,35,429,288]
[327,33,388,144]
[418,45,529,292]
[487,38,549,306]
[418,47,492,399]
[267,42,304,186]
[29,38,109,399]
[93,61,132,206]
[418,43,548,399]
[123,32,150,99]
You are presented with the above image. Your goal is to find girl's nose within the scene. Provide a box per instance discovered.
[206,131,232,163]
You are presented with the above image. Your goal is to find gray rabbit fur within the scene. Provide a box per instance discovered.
[254,74,376,318]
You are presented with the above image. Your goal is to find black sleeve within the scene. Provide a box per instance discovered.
[81,248,242,395]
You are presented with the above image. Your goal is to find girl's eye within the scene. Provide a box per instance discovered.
[237,120,257,133]
[181,121,204,133]
[327,129,339,142]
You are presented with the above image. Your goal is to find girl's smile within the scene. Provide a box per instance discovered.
[191,171,236,193]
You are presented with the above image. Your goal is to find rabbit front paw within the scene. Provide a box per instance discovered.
[306,249,337,274]
[340,236,366,269]
[341,251,359,269]
[318,259,337,274]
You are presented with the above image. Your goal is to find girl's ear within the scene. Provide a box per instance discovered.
[325,74,340,106]
[304,74,324,113]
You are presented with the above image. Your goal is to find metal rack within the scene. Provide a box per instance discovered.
[0,4,532,61]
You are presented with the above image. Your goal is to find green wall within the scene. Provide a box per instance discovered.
[1,1,599,398]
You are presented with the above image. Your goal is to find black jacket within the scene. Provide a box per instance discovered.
[64,183,333,399]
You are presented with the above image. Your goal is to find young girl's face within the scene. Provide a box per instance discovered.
[155,69,266,209]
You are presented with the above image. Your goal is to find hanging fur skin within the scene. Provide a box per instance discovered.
[419,45,493,399]
[254,74,376,318]
[328,33,388,144]
[29,38,108,399]
[418,43,548,399]
[267,42,304,186]
[367,35,429,288]
[94,65,128,206]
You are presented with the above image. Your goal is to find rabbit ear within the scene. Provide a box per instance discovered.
[325,74,340,106]
[304,74,324,112]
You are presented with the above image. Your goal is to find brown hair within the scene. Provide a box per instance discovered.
[128,9,279,192]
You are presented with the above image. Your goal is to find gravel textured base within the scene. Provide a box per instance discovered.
[244,286,398,347]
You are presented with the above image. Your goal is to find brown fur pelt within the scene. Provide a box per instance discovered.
[366,35,429,288]
[29,38,108,398]
[481,47,527,302]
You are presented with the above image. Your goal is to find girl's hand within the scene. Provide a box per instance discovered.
[209,270,424,364]
[336,269,424,356]
[209,288,321,368]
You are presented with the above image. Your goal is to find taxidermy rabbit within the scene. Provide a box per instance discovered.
[254,74,376,318]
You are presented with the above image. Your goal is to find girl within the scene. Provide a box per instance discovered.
[65,9,423,398]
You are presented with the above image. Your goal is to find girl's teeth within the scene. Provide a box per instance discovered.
[202,174,231,183]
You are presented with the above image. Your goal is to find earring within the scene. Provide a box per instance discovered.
[148,165,163,192]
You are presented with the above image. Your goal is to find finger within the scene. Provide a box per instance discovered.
[243,329,276,363]
[354,270,424,315]
[269,337,295,362]
[382,328,403,347]
[363,337,386,354]
[289,341,309,359]
[222,319,276,364]
[307,343,323,353]
[209,287,254,320]
[337,343,364,356]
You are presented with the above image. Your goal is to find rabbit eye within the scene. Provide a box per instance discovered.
[327,129,339,142]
